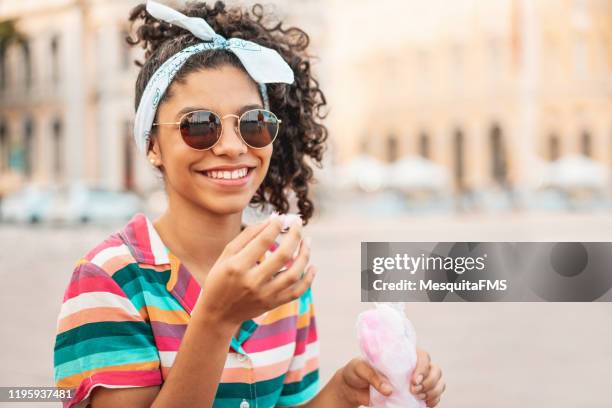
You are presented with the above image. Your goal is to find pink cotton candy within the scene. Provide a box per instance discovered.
[356,303,426,408]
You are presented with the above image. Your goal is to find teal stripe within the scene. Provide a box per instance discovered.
[55,321,154,350]
[130,289,184,312]
[112,264,170,292]
[55,347,159,381]
[280,370,319,396]
[298,287,312,315]
[123,276,171,299]
[212,397,246,408]
[277,375,319,406]
[54,333,155,366]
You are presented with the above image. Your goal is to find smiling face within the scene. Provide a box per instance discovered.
[147,64,273,215]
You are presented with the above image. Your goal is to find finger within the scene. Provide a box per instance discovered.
[234,217,284,269]
[425,380,445,407]
[275,264,316,305]
[411,348,431,387]
[353,358,393,397]
[225,218,272,255]
[420,364,441,392]
[255,218,303,281]
[427,395,441,407]
[265,237,310,293]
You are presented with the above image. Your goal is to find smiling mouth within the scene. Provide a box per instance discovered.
[196,167,254,180]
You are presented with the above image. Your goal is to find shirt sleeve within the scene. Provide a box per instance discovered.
[276,287,320,407]
[53,261,162,408]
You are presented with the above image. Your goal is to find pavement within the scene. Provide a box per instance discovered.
[1,210,611,407]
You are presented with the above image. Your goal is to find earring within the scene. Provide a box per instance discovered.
[149,158,157,166]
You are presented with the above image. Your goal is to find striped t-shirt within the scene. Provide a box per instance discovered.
[53,212,319,408]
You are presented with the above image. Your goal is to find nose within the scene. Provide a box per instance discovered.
[211,114,248,157]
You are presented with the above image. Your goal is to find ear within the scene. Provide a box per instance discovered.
[146,135,163,167]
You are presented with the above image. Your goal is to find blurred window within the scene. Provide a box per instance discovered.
[50,35,60,84]
[386,134,398,162]
[548,133,560,161]
[123,120,135,190]
[581,130,592,157]
[22,40,32,89]
[53,118,63,180]
[0,46,6,91]
[490,124,507,185]
[454,128,465,189]
[119,28,131,71]
[0,121,6,172]
[23,117,34,178]
[418,131,430,159]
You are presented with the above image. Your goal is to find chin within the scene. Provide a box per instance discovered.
[198,195,252,215]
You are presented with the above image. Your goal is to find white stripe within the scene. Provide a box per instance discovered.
[146,217,169,264]
[248,342,295,367]
[90,245,132,268]
[59,291,140,320]
[160,351,256,369]
[159,351,177,367]
[287,341,319,371]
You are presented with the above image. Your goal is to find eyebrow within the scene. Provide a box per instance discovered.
[174,104,264,120]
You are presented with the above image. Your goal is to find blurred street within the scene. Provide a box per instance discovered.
[1,211,612,407]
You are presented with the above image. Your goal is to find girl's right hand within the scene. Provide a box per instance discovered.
[194,217,315,327]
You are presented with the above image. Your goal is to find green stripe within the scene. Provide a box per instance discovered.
[214,374,285,399]
[55,321,154,350]
[54,347,159,381]
[122,274,172,299]
[215,382,253,398]
[279,370,319,396]
[277,374,319,406]
[112,264,170,292]
[54,333,156,366]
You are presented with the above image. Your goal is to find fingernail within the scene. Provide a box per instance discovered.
[418,393,426,400]
[416,374,423,384]
[381,383,393,394]
[414,384,423,392]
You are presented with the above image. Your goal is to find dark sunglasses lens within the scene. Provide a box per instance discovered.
[180,111,220,150]
[239,109,279,148]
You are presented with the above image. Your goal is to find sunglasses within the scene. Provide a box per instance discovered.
[152,108,282,151]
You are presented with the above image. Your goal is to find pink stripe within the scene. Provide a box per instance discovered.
[243,328,295,353]
[64,276,125,301]
[68,370,162,408]
[295,325,318,355]
[84,237,121,261]
[154,335,182,351]
[183,277,201,313]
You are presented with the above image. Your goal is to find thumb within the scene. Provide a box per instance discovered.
[354,359,393,396]
[225,218,274,255]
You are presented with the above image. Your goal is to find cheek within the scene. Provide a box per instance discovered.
[254,148,273,181]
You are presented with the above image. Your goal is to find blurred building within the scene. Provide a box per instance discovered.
[325,0,612,194]
[0,0,326,196]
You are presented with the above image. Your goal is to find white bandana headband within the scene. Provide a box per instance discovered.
[133,0,295,154]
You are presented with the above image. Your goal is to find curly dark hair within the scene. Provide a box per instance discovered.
[125,1,328,225]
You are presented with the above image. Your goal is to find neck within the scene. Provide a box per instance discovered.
[153,194,243,277]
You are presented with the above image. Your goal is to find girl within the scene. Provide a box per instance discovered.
[53,1,445,407]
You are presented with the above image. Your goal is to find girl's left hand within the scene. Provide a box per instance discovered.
[335,349,445,408]
[410,347,446,407]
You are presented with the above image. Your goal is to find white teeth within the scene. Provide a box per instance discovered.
[203,168,249,179]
